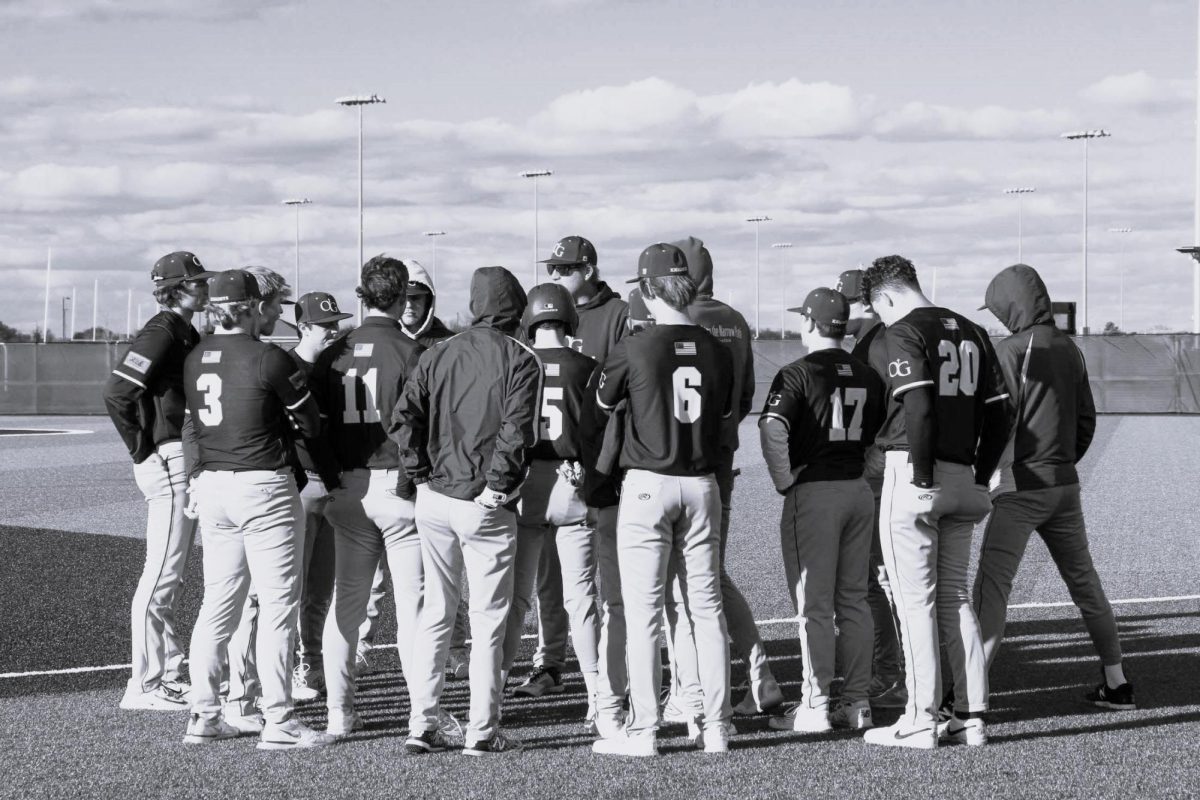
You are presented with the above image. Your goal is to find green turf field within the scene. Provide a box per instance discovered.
[1,415,1198,800]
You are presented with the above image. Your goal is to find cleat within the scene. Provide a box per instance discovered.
[686,716,703,748]
[462,730,524,756]
[660,692,694,725]
[1086,676,1136,711]
[292,662,324,702]
[830,699,874,730]
[863,721,937,750]
[119,684,189,711]
[445,650,470,681]
[355,644,374,678]
[223,709,266,734]
[404,729,458,754]
[768,703,832,733]
[868,677,908,709]
[182,714,240,744]
[595,711,625,739]
[592,729,657,757]
[326,709,364,738]
[437,709,466,748]
[161,679,191,698]
[937,715,986,746]
[732,678,785,715]
[257,718,335,750]
[702,722,732,754]
[513,666,564,698]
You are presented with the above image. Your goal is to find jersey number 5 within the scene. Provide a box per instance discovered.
[829,387,866,441]
[540,387,564,441]
[672,366,702,424]
[342,368,381,424]
[196,374,223,426]
[937,340,980,397]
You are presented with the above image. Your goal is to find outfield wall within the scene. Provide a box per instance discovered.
[2,335,1199,415]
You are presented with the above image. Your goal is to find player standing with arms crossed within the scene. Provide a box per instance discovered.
[181,269,332,749]
[861,255,1011,749]
[311,256,426,737]
[105,250,213,711]
[395,266,541,756]
[591,243,734,757]
[759,288,884,732]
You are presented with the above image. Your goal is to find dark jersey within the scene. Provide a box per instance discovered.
[529,346,597,462]
[851,320,899,483]
[761,348,885,483]
[104,311,200,462]
[312,316,424,471]
[883,307,1009,466]
[597,323,733,476]
[184,334,315,472]
[287,348,342,487]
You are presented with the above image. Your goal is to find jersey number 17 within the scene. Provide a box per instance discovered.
[829,387,866,442]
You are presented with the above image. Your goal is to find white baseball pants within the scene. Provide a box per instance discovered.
[593,504,627,718]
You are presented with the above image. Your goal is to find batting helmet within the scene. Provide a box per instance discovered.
[522,283,578,339]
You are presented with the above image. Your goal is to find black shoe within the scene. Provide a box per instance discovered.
[1086,679,1136,710]
[513,666,564,698]
[404,729,456,754]
[462,730,524,756]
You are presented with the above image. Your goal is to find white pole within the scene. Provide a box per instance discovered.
[70,286,76,341]
[126,289,132,339]
[1017,196,1024,263]
[294,203,301,296]
[1083,137,1090,334]
[432,236,438,287]
[92,280,98,341]
[1195,0,1200,332]
[357,104,364,323]
[42,246,51,344]
[533,177,540,285]
[754,221,760,339]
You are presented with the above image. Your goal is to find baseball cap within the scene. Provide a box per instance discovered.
[627,287,652,322]
[541,235,597,267]
[835,269,865,303]
[790,287,849,334]
[151,251,215,287]
[294,291,353,325]
[207,270,262,304]
[626,243,689,284]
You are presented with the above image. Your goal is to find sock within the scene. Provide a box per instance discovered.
[1104,663,1127,688]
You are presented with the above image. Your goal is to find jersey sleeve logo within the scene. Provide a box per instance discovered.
[288,371,306,390]
[201,350,222,364]
[353,343,374,358]
[767,392,782,406]
[674,341,697,356]
[888,359,911,378]
[597,371,607,390]
[123,351,152,374]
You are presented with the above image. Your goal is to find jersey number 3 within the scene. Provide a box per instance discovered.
[672,367,702,424]
[196,374,223,426]
[342,368,381,424]
[829,387,866,441]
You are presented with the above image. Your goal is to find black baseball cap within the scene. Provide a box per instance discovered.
[294,291,353,325]
[627,243,689,284]
[208,270,262,304]
[790,287,849,333]
[627,287,652,322]
[151,251,215,287]
[836,269,865,303]
[541,236,597,267]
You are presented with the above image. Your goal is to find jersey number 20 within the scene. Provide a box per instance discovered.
[937,340,980,397]
[196,374,223,426]
[829,387,866,441]
[672,367,702,424]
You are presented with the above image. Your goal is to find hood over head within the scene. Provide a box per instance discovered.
[404,258,438,337]
[469,266,527,332]
[671,236,714,296]
[981,263,1054,334]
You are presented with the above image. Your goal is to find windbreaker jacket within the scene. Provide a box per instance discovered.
[391,267,542,503]
[982,264,1096,491]
[403,259,456,347]
[574,281,628,362]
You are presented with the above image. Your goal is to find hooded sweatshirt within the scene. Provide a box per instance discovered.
[403,259,455,347]
[573,281,628,362]
[982,264,1096,491]
[672,236,753,451]
[391,266,542,503]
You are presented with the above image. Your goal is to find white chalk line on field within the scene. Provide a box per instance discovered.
[4,593,1197,682]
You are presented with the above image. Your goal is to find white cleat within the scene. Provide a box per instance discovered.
[768,703,832,733]
[223,709,266,735]
[732,678,785,716]
[119,685,188,711]
[292,663,324,702]
[863,721,937,750]
[182,714,241,744]
[592,729,658,757]
[702,722,732,754]
[326,709,364,738]
[937,715,987,746]
[257,718,336,750]
[830,699,874,730]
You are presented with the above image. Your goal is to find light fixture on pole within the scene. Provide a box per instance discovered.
[1004,187,1036,262]
[771,242,793,339]
[1109,227,1132,331]
[336,94,386,321]
[520,170,553,284]
[282,198,312,295]
[424,231,446,286]
[1061,129,1110,335]
[746,215,772,339]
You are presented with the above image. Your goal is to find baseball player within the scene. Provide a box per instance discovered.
[393,266,541,756]
[310,256,426,738]
[519,235,629,700]
[104,250,213,711]
[591,243,734,757]
[759,288,884,733]
[838,268,907,710]
[860,255,1011,749]
[286,292,352,702]
[181,269,332,749]
[501,283,602,730]
[974,264,1133,709]
[358,258,470,680]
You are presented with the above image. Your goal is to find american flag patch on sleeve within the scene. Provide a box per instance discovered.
[941,318,959,331]
[837,364,853,376]
[674,341,697,356]
[353,343,374,357]
[544,363,560,377]
[201,350,221,364]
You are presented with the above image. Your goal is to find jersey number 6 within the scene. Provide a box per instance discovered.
[672,366,702,424]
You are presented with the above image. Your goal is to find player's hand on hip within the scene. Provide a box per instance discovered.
[183,478,200,520]
[558,461,584,487]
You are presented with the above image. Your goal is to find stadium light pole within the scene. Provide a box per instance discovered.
[1062,129,1110,335]
[521,170,552,285]
[1109,227,1132,330]
[1004,187,1036,262]
[424,230,446,286]
[282,198,312,295]
[1178,3,1200,334]
[772,242,793,339]
[336,94,386,321]
[746,215,772,339]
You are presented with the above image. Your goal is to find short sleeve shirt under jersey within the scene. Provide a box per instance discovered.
[760,348,885,483]
[183,334,312,472]
[881,306,1009,466]
[597,323,733,476]
[529,346,598,462]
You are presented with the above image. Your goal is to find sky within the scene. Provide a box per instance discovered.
[1,0,1198,336]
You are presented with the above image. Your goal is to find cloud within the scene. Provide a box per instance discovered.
[533,78,697,135]
[0,0,298,22]
[872,102,1077,141]
[1081,71,1190,112]
[700,80,866,139]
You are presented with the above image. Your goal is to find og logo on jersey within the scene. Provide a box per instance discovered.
[888,359,911,378]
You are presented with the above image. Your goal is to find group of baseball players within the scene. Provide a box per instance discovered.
[103,234,1134,756]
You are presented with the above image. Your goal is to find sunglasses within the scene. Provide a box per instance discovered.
[546,263,586,277]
